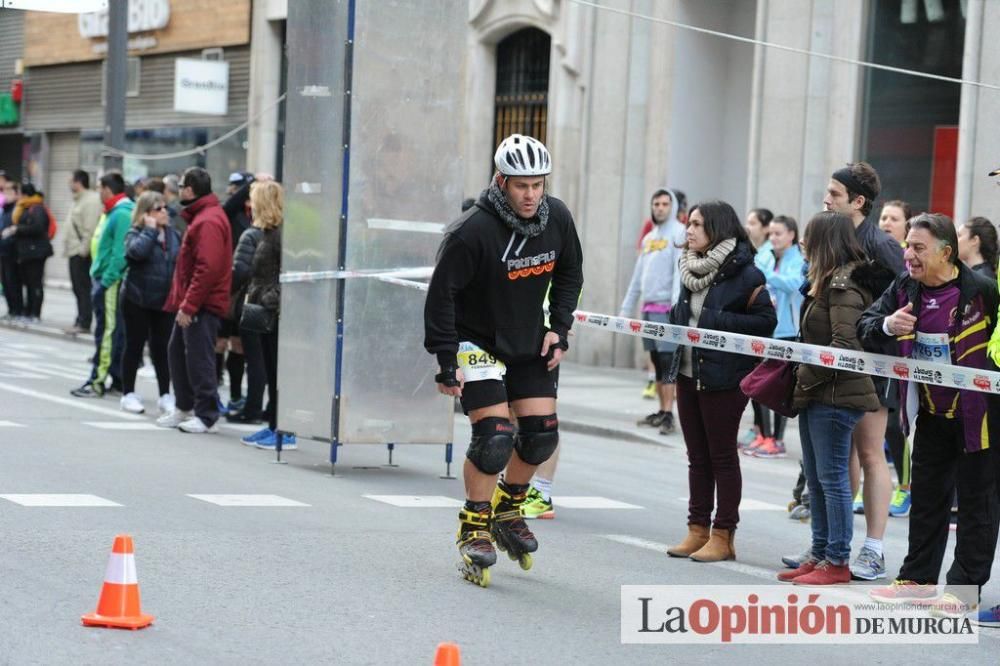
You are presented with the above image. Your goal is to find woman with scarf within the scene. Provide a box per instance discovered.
[665,201,776,563]
[0,183,53,322]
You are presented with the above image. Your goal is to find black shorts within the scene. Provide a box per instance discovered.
[460,358,559,414]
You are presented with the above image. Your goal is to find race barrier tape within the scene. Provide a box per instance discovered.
[573,310,1000,396]
[282,265,1000,395]
[280,266,434,284]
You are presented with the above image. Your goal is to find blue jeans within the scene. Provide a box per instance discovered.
[799,402,864,565]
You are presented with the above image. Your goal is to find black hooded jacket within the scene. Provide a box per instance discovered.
[666,241,777,391]
[424,192,584,367]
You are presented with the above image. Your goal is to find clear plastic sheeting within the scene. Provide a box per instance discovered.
[276,0,348,440]
[278,0,463,446]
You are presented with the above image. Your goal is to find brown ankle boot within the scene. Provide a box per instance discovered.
[666,524,710,558]
[689,527,736,562]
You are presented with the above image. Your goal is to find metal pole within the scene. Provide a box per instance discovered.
[103,0,127,173]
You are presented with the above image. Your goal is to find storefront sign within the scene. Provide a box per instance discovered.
[173,58,229,116]
[78,0,171,38]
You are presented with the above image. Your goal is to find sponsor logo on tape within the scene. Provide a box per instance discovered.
[913,367,943,385]
[751,340,766,355]
[872,359,888,376]
[820,351,836,367]
[836,356,866,373]
[731,338,746,352]
[630,321,642,333]
[670,327,683,342]
[643,322,664,338]
[702,333,726,348]
[893,362,910,379]
[576,313,587,323]
[974,375,991,391]
[687,330,702,344]
[588,314,610,327]
[952,373,967,388]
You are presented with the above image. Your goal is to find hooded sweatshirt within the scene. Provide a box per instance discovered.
[424,190,584,367]
[619,189,685,315]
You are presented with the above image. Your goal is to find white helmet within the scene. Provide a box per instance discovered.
[494,134,552,177]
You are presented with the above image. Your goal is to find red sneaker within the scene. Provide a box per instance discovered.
[792,560,851,585]
[777,557,819,582]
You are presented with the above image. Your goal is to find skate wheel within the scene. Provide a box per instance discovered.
[519,553,533,571]
[506,551,518,562]
[479,567,491,588]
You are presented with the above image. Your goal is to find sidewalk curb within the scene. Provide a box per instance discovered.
[559,418,674,447]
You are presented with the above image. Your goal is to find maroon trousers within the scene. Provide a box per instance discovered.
[675,374,748,530]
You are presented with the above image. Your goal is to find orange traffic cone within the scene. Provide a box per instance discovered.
[81,534,154,630]
[433,642,461,666]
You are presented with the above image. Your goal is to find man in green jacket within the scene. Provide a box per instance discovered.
[70,171,133,398]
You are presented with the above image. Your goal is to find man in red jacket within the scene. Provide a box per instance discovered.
[157,167,233,433]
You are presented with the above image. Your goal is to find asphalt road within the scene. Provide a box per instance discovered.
[0,326,997,665]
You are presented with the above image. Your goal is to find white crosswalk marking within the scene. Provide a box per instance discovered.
[187,494,310,507]
[82,422,163,431]
[364,495,464,508]
[0,494,122,507]
[553,496,644,510]
[676,497,787,511]
[0,382,143,420]
[600,534,778,582]
[0,421,26,427]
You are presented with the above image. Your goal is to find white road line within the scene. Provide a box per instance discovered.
[187,494,310,507]
[6,360,86,381]
[218,423,263,433]
[364,495,464,508]
[600,534,780,583]
[0,420,26,427]
[675,497,787,512]
[82,422,164,431]
[0,494,122,507]
[0,382,143,420]
[554,496,644,510]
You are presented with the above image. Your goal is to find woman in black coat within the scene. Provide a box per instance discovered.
[665,200,777,563]
[118,191,181,415]
[1,183,53,321]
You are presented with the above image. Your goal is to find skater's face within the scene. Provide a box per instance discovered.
[651,194,671,224]
[502,175,545,219]
[686,209,710,253]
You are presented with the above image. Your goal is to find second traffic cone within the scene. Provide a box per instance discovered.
[81,534,154,630]
[433,642,460,666]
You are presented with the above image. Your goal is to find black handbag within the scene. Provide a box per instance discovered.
[239,301,276,334]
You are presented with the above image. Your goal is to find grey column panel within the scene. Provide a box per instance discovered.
[279,0,464,446]
[277,0,348,440]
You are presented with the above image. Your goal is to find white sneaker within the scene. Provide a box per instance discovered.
[120,392,145,414]
[178,416,218,434]
[157,393,176,415]
[156,409,191,428]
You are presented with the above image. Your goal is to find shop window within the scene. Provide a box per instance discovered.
[101,57,142,101]
[494,28,550,155]
[860,0,965,216]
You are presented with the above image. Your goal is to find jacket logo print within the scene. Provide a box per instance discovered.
[642,238,669,254]
[507,250,556,281]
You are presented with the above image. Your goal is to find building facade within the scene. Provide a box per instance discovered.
[464,0,996,367]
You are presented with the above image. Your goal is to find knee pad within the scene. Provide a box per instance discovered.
[655,351,674,382]
[515,414,559,465]
[466,417,515,475]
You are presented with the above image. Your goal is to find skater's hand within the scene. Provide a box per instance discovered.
[886,302,916,336]
[176,311,193,328]
[436,366,464,397]
[541,331,564,371]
